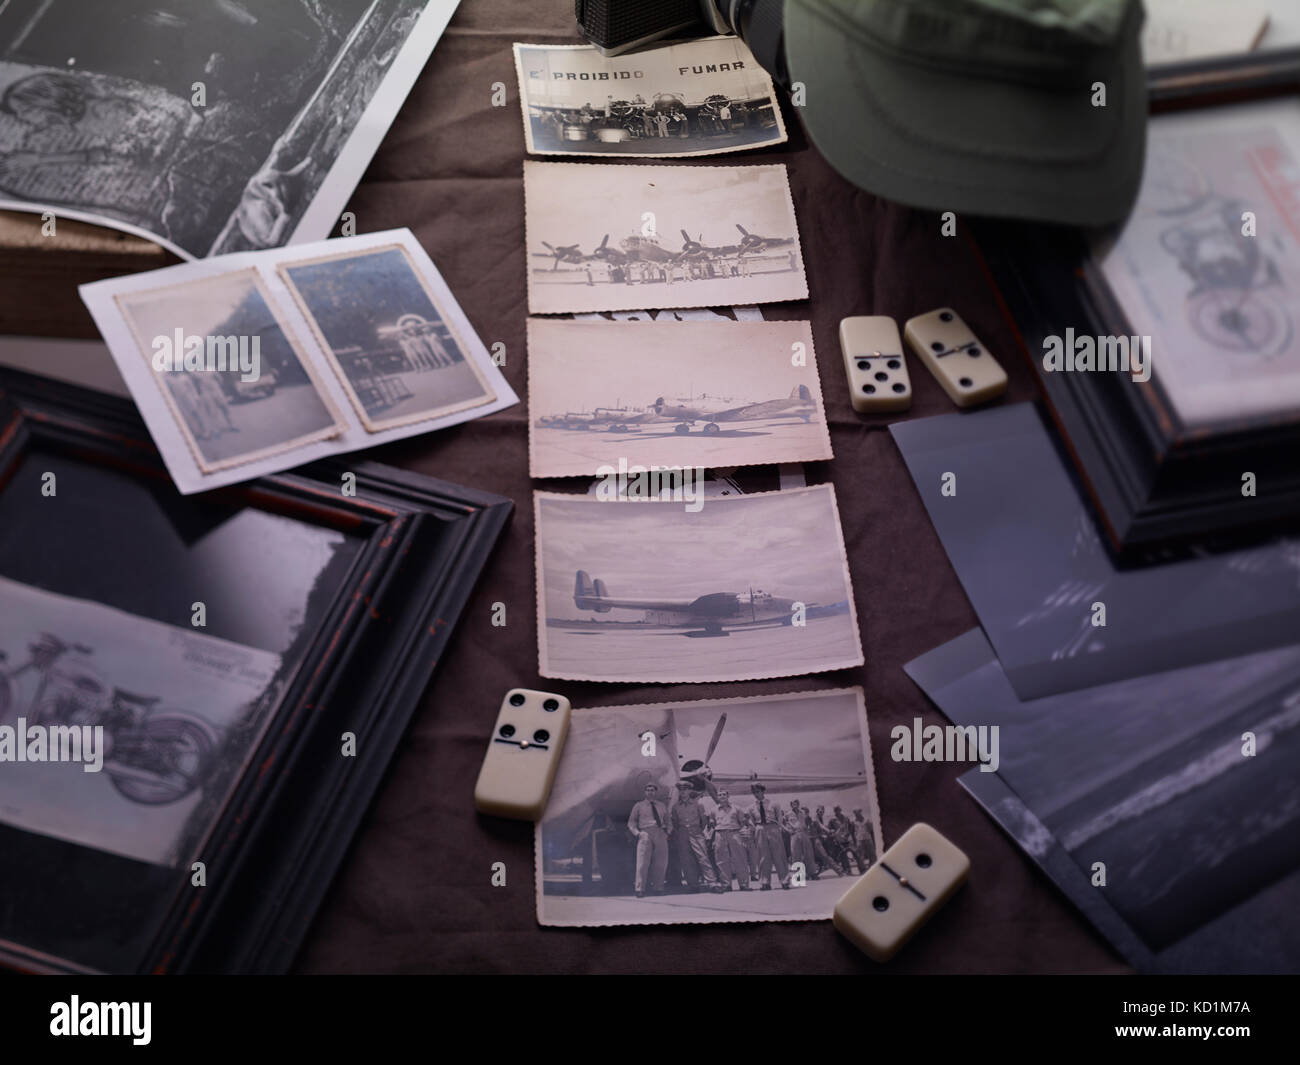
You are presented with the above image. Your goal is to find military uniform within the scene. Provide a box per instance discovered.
[711,799,751,890]
[785,805,819,880]
[672,791,720,890]
[748,790,790,888]
[627,795,669,895]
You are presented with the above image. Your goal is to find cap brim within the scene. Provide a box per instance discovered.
[784,1,1147,227]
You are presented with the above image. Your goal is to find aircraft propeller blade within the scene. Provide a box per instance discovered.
[704,712,728,765]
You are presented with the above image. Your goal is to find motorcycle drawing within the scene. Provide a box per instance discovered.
[0,632,219,805]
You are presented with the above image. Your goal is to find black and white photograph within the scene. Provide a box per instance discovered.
[891,403,1300,700]
[0,576,282,868]
[513,37,787,159]
[0,1,457,259]
[527,318,831,477]
[907,627,1300,973]
[281,243,497,431]
[79,227,519,494]
[533,485,862,683]
[114,268,344,472]
[535,688,882,927]
[524,161,807,314]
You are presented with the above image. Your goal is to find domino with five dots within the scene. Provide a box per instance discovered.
[833,822,970,961]
[903,307,1008,407]
[474,688,571,820]
[839,315,912,413]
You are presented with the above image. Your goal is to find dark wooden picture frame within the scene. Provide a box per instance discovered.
[972,48,1300,554]
[0,367,511,974]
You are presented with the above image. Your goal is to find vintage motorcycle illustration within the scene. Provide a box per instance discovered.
[0,632,219,805]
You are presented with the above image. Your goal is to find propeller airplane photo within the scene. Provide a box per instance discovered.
[536,385,815,434]
[542,707,866,896]
[574,570,805,637]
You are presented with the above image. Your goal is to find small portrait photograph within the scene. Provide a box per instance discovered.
[114,269,343,472]
[528,318,832,477]
[513,36,788,159]
[535,687,883,927]
[280,243,498,431]
[534,484,863,683]
[524,161,808,314]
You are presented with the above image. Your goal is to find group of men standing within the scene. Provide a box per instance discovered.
[626,778,875,898]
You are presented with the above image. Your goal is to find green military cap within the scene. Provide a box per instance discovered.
[783,0,1147,226]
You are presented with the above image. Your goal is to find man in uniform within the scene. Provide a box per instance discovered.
[710,789,751,891]
[626,782,669,898]
[672,781,723,893]
[748,781,790,890]
[853,808,877,870]
[785,799,819,881]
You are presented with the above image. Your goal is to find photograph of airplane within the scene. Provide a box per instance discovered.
[534,484,861,682]
[535,688,883,926]
[513,38,787,159]
[524,161,808,314]
[527,319,832,477]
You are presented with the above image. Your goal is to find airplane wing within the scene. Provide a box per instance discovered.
[707,772,868,793]
[711,387,815,422]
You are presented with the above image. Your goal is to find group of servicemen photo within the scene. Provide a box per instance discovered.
[625,776,875,897]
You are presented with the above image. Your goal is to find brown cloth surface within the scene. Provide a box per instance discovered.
[292,1,1128,974]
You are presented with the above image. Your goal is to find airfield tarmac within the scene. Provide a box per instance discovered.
[541,610,862,682]
[539,872,853,925]
[533,415,827,476]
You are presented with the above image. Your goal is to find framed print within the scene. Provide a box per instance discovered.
[973,48,1300,552]
[0,365,510,974]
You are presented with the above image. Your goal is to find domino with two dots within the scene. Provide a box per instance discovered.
[903,307,1007,407]
[474,688,572,820]
[833,822,970,961]
[839,315,912,413]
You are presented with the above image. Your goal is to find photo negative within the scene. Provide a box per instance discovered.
[0,576,282,868]
[513,36,787,159]
[528,318,832,478]
[535,688,883,927]
[280,243,497,431]
[114,268,343,473]
[0,0,456,258]
[524,161,807,314]
[891,402,1300,700]
[908,627,1300,973]
[534,484,863,683]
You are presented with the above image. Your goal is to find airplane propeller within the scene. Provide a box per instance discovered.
[679,711,727,777]
[542,241,580,271]
[679,229,706,258]
[736,224,765,255]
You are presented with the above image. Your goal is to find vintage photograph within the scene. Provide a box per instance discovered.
[891,403,1300,700]
[528,318,832,477]
[281,243,497,431]
[909,627,1300,973]
[513,36,787,158]
[535,688,882,927]
[114,268,344,472]
[0,576,282,868]
[1095,97,1300,429]
[533,484,862,683]
[524,161,807,314]
[0,0,455,259]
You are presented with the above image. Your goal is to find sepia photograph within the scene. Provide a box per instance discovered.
[534,484,862,683]
[528,318,832,477]
[114,268,344,472]
[524,161,807,314]
[513,36,787,159]
[281,243,497,431]
[535,688,882,927]
[0,576,282,868]
[0,0,456,258]
[909,627,1300,973]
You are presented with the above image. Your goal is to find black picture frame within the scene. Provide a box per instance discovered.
[0,367,511,973]
[972,48,1300,555]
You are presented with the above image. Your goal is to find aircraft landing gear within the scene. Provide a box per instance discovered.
[674,423,691,434]
[702,422,720,434]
